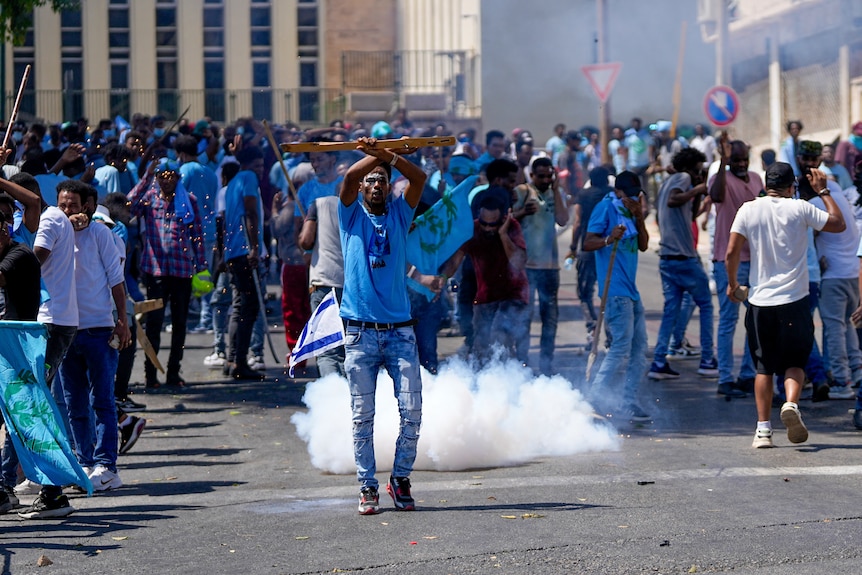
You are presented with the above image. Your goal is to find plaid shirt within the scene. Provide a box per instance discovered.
[127,175,207,278]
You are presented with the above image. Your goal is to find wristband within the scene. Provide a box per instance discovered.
[407,265,416,279]
[818,188,830,196]
[389,154,399,167]
[605,236,611,246]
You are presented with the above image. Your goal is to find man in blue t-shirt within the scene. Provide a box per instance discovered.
[338,137,426,516]
[583,171,651,422]
[222,146,267,382]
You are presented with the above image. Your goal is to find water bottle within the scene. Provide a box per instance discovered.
[563,257,574,271]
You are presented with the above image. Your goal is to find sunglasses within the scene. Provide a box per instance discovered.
[364,175,388,185]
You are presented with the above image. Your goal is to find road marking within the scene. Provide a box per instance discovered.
[243,464,862,510]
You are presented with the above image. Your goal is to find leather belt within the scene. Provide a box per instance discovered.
[344,319,415,330]
[659,255,693,261]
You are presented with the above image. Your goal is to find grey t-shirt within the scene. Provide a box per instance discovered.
[308,196,344,288]
[657,172,697,258]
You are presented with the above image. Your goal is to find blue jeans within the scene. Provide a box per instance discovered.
[576,251,598,334]
[210,269,233,354]
[344,326,422,489]
[59,328,119,472]
[805,282,827,384]
[310,287,345,377]
[653,258,714,363]
[589,296,648,408]
[819,277,862,384]
[472,300,530,365]
[670,292,695,350]
[713,260,756,384]
[526,268,560,375]
[408,287,445,373]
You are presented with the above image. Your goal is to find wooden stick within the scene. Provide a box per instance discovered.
[280,136,456,154]
[262,120,304,218]
[159,104,191,145]
[585,239,619,383]
[3,65,31,149]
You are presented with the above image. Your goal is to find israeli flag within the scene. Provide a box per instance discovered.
[289,290,345,377]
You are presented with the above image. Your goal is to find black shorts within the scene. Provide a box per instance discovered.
[744,297,813,376]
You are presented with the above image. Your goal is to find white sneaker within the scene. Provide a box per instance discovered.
[829,383,855,399]
[248,355,266,371]
[13,479,41,495]
[752,428,774,448]
[88,466,123,491]
[780,402,809,444]
[204,351,226,368]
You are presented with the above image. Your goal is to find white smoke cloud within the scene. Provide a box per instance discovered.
[291,357,620,474]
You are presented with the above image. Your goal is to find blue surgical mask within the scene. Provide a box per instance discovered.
[11,131,23,143]
[153,128,165,137]
[103,129,116,139]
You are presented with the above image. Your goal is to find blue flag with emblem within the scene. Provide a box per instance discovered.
[289,290,345,377]
[406,175,478,300]
[0,321,92,495]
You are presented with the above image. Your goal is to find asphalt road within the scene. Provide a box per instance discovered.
[2,218,862,575]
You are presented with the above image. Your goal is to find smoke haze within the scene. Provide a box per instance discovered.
[291,357,620,474]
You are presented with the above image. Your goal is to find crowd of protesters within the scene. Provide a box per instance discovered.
[1,108,862,517]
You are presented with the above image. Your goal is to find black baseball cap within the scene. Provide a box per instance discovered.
[615,171,642,197]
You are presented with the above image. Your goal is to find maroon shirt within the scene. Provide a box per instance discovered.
[463,218,528,305]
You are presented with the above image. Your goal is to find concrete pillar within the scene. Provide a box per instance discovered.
[225,0,251,122]
[33,7,62,120]
[768,31,782,152]
[272,0,299,123]
[839,43,850,139]
[130,0,158,115]
[83,0,110,123]
[177,0,206,121]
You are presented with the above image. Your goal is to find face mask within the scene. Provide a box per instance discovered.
[103,129,116,139]
[11,132,23,143]
[153,128,165,137]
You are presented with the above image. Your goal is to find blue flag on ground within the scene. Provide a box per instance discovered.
[406,175,478,300]
[289,290,345,377]
[0,321,92,495]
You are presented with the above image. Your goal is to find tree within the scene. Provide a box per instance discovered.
[1,0,80,46]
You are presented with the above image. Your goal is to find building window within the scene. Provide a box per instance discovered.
[250,0,272,119]
[155,0,178,117]
[109,0,131,119]
[11,14,35,118]
[297,1,319,122]
[60,8,84,121]
[203,0,225,121]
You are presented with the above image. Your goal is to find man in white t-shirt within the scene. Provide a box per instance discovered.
[727,163,844,449]
[56,180,131,492]
[798,141,862,400]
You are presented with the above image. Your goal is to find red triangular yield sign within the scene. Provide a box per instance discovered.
[581,62,622,102]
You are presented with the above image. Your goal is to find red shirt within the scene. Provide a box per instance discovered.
[463,218,528,304]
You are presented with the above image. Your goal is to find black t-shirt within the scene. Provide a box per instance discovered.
[0,242,41,320]
[576,186,611,246]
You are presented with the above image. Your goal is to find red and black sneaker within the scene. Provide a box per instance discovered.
[386,475,415,511]
[358,486,379,515]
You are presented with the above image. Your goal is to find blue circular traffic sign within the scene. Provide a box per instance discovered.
[703,85,740,127]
